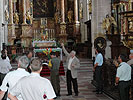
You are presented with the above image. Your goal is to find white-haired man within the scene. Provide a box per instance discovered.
[61,43,80,96]
[0,56,30,100]
[8,58,56,100]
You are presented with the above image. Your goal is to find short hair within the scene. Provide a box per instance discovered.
[119,54,127,62]
[50,52,56,56]
[1,54,6,59]
[30,58,42,71]
[18,56,29,69]
[25,50,32,56]
[71,50,76,55]
[95,47,102,53]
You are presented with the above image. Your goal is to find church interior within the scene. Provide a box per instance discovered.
[0,0,133,99]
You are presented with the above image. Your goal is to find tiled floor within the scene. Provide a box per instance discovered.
[44,58,113,100]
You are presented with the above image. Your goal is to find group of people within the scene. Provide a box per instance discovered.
[93,47,132,100]
[0,43,80,100]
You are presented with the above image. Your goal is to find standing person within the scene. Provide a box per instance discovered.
[0,56,30,100]
[93,47,103,94]
[127,53,133,66]
[1,49,10,63]
[25,51,33,73]
[8,58,56,100]
[115,54,131,100]
[61,43,80,96]
[0,53,12,86]
[49,52,61,97]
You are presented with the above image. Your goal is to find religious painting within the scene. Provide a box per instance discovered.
[33,0,54,18]
[128,17,133,33]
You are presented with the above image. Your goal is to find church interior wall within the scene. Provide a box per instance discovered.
[91,0,111,57]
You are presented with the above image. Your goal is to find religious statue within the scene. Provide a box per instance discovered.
[79,3,83,19]
[102,15,117,34]
[54,9,59,24]
[89,0,92,14]
[5,9,9,21]
[13,11,19,24]
[26,10,32,24]
[67,8,73,23]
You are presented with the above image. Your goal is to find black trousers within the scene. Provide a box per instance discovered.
[119,81,131,100]
[66,70,78,94]
[95,66,103,92]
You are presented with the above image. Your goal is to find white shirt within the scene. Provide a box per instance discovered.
[10,73,56,100]
[116,62,131,81]
[94,53,103,66]
[0,59,12,74]
[68,57,74,70]
[0,68,30,100]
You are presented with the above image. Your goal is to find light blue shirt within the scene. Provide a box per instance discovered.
[116,62,131,81]
[94,53,103,66]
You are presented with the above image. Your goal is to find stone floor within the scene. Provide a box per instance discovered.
[44,58,113,100]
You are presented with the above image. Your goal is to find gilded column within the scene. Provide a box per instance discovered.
[22,0,26,24]
[59,0,67,43]
[74,0,81,43]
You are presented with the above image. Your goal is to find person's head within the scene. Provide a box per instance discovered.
[129,53,133,60]
[30,58,42,72]
[50,52,56,58]
[18,56,29,69]
[118,54,127,63]
[95,47,102,54]
[25,51,32,59]
[70,50,76,58]
[1,53,6,60]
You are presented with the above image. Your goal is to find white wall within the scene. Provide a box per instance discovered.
[0,0,8,51]
[91,0,111,57]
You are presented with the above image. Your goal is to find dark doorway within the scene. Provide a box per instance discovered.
[85,20,92,59]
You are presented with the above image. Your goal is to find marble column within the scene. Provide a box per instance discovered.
[9,0,13,24]
[22,0,26,24]
[61,0,65,23]
[74,0,81,43]
[8,0,16,45]
[74,0,79,23]
[59,0,67,43]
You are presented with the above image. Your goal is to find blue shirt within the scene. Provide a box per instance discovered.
[94,53,103,66]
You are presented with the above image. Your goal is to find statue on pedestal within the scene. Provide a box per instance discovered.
[13,11,19,24]
[102,15,117,34]
[26,10,32,24]
[54,9,60,24]
[67,8,73,23]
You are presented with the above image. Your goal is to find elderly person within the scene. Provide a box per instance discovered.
[8,58,56,100]
[61,43,80,96]
[0,56,30,100]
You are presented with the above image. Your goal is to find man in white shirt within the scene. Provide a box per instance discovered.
[8,58,56,100]
[0,53,12,86]
[61,43,80,96]
[116,54,131,100]
[0,56,30,100]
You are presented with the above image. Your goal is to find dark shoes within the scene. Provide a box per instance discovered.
[75,93,78,96]
[66,94,72,96]
[96,91,103,94]
[92,90,98,92]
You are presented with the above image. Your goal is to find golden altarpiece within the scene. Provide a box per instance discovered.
[7,0,81,47]
[103,0,133,59]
